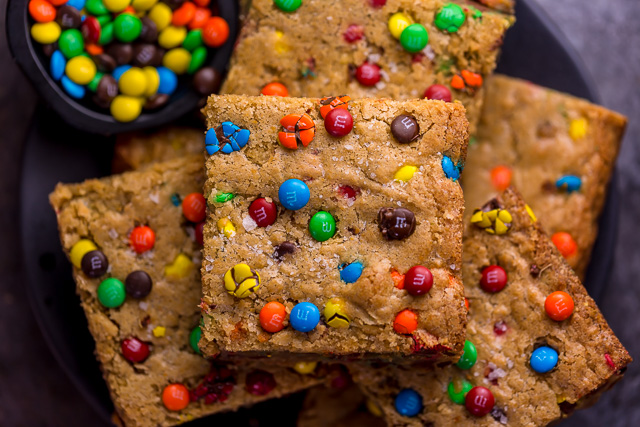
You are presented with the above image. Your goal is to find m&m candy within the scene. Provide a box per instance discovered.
[309,211,336,242]
[339,261,363,283]
[121,337,150,363]
[129,225,155,253]
[448,379,473,404]
[182,193,206,223]
[27,0,230,122]
[324,108,353,137]
[394,389,422,417]
[249,198,277,227]
[97,277,126,308]
[551,232,577,258]
[290,302,320,332]
[259,301,286,333]
[456,340,477,370]
[162,384,190,411]
[400,23,428,53]
[545,291,574,321]
[403,265,433,296]
[190,326,202,354]
[261,82,289,97]
[393,309,417,334]
[480,265,507,293]
[278,179,310,211]
[465,386,494,416]
[530,346,558,373]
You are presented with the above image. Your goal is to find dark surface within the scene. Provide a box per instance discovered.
[1,1,639,427]
[5,0,237,134]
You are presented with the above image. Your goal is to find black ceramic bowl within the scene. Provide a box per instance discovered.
[19,0,618,425]
[5,0,238,134]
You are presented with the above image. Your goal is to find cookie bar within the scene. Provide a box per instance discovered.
[221,0,513,134]
[199,94,469,363]
[474,0,515,14]
[298,383,385,427]
[49,156,325,427]
[351,187,631,426]
[462,75,627,278]
[112,127,205,173]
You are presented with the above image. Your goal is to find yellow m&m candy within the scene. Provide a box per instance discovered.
[143,66,160,97]
[110,95,143,122]
[70,239,98,268]
[388,13,412,39]
[163,48,191,74]
[65,56,97,85]
[148,3,173,31]
[119,67,147,96]
[158,26,187,49]
[31,21,62,44]
[224,263,260,298]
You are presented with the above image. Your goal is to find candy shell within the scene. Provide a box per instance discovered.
[156,66,178,95]
[111,95,143,122]
[61,75,86,99]
[278,179,310,211]
[290,302,320,332]
[31,21,62,45]
[50,50,67,81]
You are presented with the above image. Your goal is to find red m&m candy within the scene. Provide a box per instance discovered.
[480,265,507,293]
[465,386,495,417]
[424,84,452,102]
[355,62,380,86]
[249,198,277,227]
[121,337,150,363]
[324,108,353,137]
[344,24,364,43]
[130,225,156,253]
[404,266,433,296]
[182,193,206,223]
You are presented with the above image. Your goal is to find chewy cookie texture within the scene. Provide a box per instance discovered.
[463,75,627,279]
[49,156,324,427]
[223,0,513,133]
[351,188,631,426]
[200,94,469,363]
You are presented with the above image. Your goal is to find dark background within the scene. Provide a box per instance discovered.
[1,0,639,425]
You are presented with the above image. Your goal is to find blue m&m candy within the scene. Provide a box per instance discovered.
[50,50,66,81]
[157,66,178,95]
[339,261,363,283]
[395,389,422,417]
[555,175,582,193]
[66,0,86,10]
[530,346,558,373]
[442,155,462,181]
[278,179,310,210]
[290,302,320,332]
[61,75,85,99]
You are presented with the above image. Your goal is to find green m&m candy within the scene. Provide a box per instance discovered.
[435,3,466,33]
[447,379,473,404]
[215,192,235,203]
[309,211,336,242]
[188,46,207,74]
[99,22,114,45]
[59,29,84,58]
[87,72,104,92]
[190,326,202,354]
[399,23,428,53]
[114,14,142,43]
[86,0,109,16]
[456,340,477,370]
[273,0,302,13]
[183,29,204,51]
[97,277,126,308]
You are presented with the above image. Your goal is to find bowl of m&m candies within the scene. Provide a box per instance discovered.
[6,0,237,133]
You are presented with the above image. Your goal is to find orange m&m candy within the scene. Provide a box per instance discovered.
[390,270,405,289]
[182,193,206,223]
[261,82,289,97]
[188,7,211,30]
[202,17,229,47]
[461,70,483,88]
[129,225,156,253]
[393,309,418,334]
[551,232,577,258]
[450,74,465,90]
[172,2,197,27]
[545,291,574,321]
[49,0,69,5]
[29,0,57,23]
[490,165,512,191]
[162,383,190,411]
[259,301,286,333]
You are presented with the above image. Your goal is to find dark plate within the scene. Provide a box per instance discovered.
[19,0,618,425]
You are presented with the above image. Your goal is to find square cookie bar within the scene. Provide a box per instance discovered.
[221,0,513,133]
[199,94,469,363]
[462,75,627,278]
[50,156,325,427]
[351,187,631,426]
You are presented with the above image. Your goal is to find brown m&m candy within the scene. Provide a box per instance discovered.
[132,44,158,67]
[125,270,153,299]
[193,67,222,95]
[106,43,133,65]
[81,250,109,278]
[391,114,419,143]
[378,207,416,240]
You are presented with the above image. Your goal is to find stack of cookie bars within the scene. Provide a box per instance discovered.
[50,1,631,426]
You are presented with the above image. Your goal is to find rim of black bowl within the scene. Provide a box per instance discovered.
[5,0,238,135]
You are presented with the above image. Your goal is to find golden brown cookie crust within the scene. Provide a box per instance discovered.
[462,74,627,278]
[50,156,324,427]
[350,187,631,426]
[200,95,469,363]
